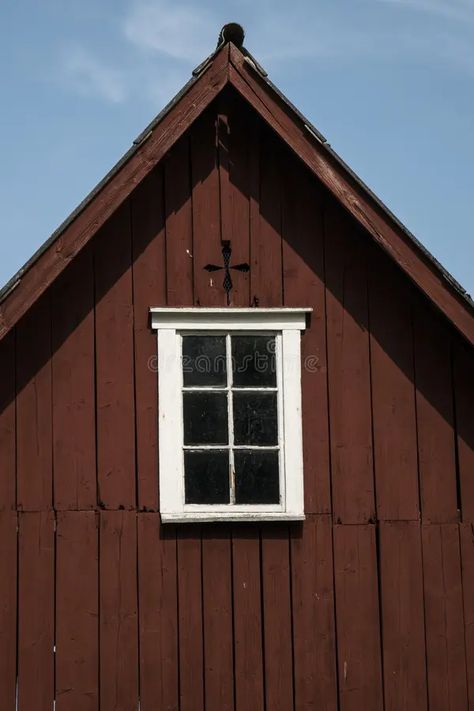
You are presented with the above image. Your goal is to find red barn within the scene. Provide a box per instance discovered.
[0,25,473,711]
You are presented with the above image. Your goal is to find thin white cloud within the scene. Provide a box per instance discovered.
[55,0,474,109]
[60,45,127,103]
[123,0,216,61]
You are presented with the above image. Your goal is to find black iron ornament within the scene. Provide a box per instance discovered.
[204,241,250,303]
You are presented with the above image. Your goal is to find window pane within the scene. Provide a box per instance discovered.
[233,392,278,445]
[185,450,230,504]
[182,335,226,387]
[232,335,276,387]
[234,450,280,504]
[183,392,228,445]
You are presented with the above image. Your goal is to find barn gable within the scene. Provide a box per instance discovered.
[0,28,473,711]
[0,41,472,344]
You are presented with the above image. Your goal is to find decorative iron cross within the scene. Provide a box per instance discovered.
[204,241,250,304]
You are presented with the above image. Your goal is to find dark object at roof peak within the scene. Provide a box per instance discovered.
[217,23,245,49]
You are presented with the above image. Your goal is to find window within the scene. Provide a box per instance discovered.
[151,308,310,522]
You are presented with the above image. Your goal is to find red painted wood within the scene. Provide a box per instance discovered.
[422,524,468,710]
[56,511,98,711]
[99,511,139,710]
[378,521,427,710]
[291,515,338,711]
[0,332,15,509]
[369,253,419,520]
[282,157,331,514]
[251,127,283,307]
[16,294,52,510]
[202,527,234,711]
[459,523,474,707]
[52,249,96,510]
[217,90,254,307]
[261,525,294,711]
[228,48,474,346]
[232,527,265,711]
[95,204,136,509]
[453,341,474,522]
[164,136,194,307]
[250,132,293,710]
[191,106,226,307]
[137,514,178,711]
[333,524,383,711]
[325,202,375,524]
[414,302,458,522]
[177,526,204,711]
[0,511,17,708]
[131,168,166,511]
[18,511,55,710]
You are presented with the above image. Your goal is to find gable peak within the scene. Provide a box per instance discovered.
[217,23,245,50]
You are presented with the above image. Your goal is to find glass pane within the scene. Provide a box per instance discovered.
[232,335,276,387]
[234,450,280,504]
[183,392,228,445]
[185,450,230,504]
[233,392,278,446]
[182,335,226,387]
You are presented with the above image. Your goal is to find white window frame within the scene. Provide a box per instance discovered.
[150,308,311,523]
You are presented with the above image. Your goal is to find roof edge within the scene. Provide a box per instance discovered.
[0,40,473,347]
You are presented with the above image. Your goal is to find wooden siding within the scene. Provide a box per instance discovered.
[0,90,472,710]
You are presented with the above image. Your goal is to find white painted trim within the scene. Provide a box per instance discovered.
[281,329,304,517]
[154,309,308,523]
[157,328,184,518]
[161,512,306,523]
[151,307,312,331]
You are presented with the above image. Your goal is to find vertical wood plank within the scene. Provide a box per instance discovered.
[325,202,375,524]
[95,204,136,509]
[333,524,383,711]
[251,127,283,307]
[0,510,17,709]
[291,515,338,711]
[177,526,204,711]
[459,523,474,708]
[282,159,330,513]
[232,527,265,711]
[191,106,225,307]
[261,525,294,711]
[422,523,468,710]
[454,342,474,522]
[0,332,15,510]
[164,136,193,307]
[250,132,293,710]
[56,511,98,711]
[202,527,234,711]
[379,521,427,710]
[131,168,166,511]
[99,511,139,711]
[218,90,254,307]
[414,303,458,522]
[369,254,420,520]
[18,511,55,711]
[16,295,52,510]
[52,249,96,510]
[137,513,178,711]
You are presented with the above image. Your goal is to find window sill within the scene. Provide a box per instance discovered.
[160,512,306,523]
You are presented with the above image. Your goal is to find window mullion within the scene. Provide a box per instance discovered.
[226,333,236,504]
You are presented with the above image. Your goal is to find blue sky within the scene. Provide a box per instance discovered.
[1,0,473,295]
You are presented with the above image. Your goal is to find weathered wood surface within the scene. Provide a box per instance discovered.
[0,511,17,708]
[18,512,55,711]
[56,511,99,711]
